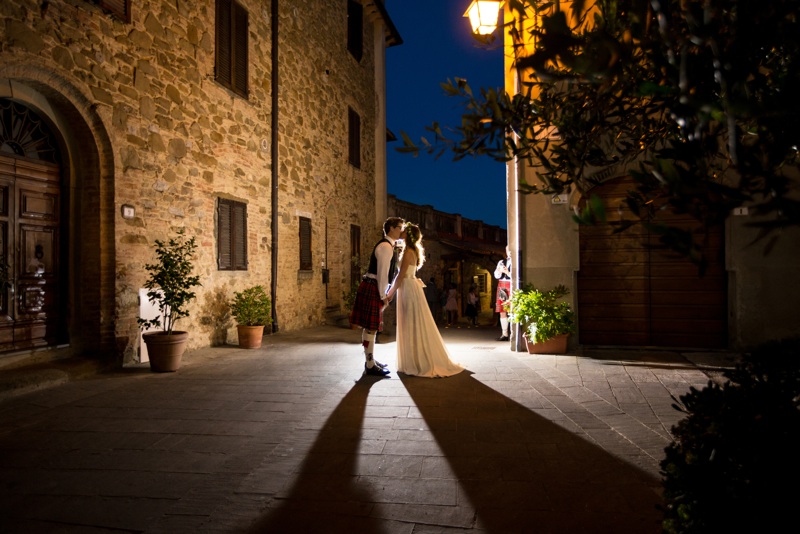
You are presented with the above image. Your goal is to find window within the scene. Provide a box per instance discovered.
[476,273,488,293]
[215,0,249,98]
[299,217,312,271]
[218,198,247,270]
[348,107,361,168]
[347,0,363,61]
[91,0,131,22]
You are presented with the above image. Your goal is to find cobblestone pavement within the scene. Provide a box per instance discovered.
[0,324,738,533]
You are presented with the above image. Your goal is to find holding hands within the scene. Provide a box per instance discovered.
[386,284,397,303]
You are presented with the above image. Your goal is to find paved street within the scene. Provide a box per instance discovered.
[0,324,737,533]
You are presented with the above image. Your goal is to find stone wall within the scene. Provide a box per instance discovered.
[0,0,384,363]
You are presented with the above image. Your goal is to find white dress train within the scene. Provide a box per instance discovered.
[396,270,464,378]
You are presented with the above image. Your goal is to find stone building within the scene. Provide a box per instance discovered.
[494,3,800,352]
[0,0,401,366]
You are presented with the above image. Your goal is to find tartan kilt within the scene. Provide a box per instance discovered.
[349,278,384,331]
[495,280,511,312]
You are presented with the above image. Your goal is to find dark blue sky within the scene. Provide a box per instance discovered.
[385,0,507,228]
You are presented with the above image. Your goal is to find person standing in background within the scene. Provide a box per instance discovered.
[494,246,512,341]
[465,285,479,327]
[444,282,459,327]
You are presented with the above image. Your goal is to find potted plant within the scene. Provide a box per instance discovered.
[507,284,576,354]
[138,230,201,371]
[230,285,272,349]
[342,282,358,329]
[343,281,359,313]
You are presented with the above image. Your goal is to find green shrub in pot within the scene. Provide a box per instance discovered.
[230,285,272,327]
[507,284,575,344]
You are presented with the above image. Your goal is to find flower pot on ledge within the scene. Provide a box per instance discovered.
[524,333,569,354]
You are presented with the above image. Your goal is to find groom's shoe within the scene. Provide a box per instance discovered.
[374,360,388,368]
[365,363,390,376]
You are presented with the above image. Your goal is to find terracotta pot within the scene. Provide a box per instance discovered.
[524,333,569,354]
[237,325,265,349]
[142,331,189,372]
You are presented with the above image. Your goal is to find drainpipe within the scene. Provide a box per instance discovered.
[514,155,525,352]
[270,0,279,332]
[511,65,525,352]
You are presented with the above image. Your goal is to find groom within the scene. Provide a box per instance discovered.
[349,217,405,376]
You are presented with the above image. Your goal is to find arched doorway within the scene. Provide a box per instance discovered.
[0,98,67,351]
[577,176,727,348]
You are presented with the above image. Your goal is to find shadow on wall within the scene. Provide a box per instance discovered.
[198,285,234,346]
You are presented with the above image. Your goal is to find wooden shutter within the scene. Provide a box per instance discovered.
[232,201,247,269]
[218,199,232,270]
[216,0,232,88]
[218,198,247,270]
[347,0,363,62]
[299,217,312,271]
[215,0,247,98]
[98,0,130,22]
[233,2,249,97]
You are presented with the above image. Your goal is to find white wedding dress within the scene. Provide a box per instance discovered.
[395,266,464,378]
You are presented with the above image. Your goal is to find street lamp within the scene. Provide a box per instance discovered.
[463,1,503,35]
[463,0,526,352]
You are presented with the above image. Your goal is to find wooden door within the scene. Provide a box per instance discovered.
[0,156,62,351]
[578,176,727,348]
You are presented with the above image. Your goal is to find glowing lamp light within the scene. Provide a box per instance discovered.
[464,1,503,35]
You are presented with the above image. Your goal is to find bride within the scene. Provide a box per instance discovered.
[387,223,464,378]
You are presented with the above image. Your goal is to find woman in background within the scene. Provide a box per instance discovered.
[465,285,479,327]
[444,283,459,327]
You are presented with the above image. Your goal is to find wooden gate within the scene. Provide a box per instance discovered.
[577,177,727,348]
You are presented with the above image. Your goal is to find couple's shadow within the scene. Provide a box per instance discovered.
[248,370,663,533]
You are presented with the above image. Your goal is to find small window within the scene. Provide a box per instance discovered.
[215,0,249,98]
[91,0,131,22]
[348,107,361,169]
[347,0,363,61]
[299,217,312,271]
[218,198,247,270]
[476,273,488,293]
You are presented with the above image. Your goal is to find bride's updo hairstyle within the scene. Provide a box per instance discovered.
[403,222,426,268]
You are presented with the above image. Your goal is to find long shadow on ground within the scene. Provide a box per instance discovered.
[248,369,664,533]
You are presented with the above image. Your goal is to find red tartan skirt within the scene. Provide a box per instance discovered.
[349,278,384,331]
[495,279,511,312]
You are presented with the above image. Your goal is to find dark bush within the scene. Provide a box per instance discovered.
[661,338,800,533]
